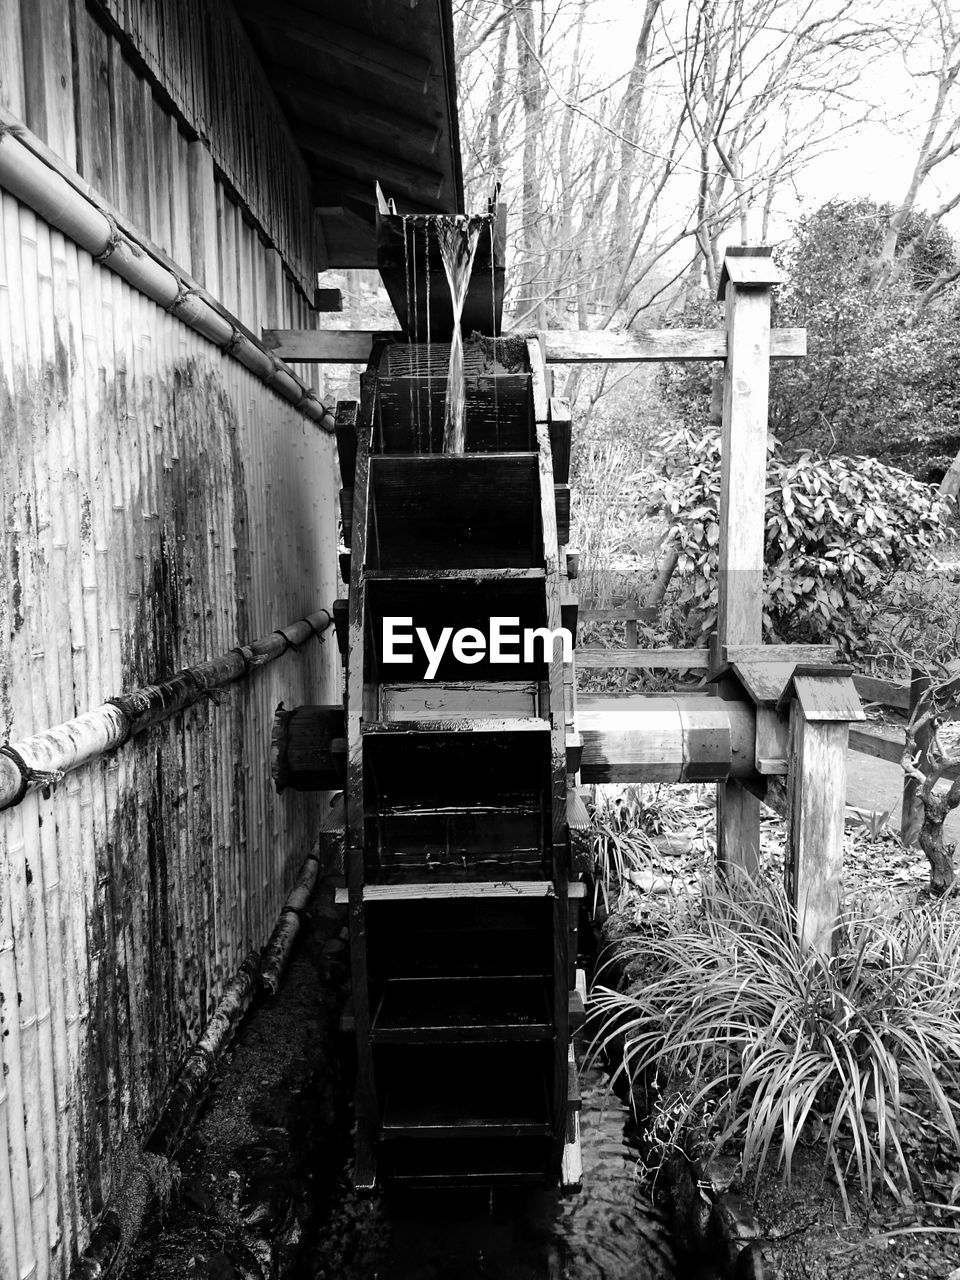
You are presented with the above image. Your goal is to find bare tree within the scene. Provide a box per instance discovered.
[874,0,960,295]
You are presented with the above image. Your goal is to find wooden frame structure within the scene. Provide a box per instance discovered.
[271,243,864,1192]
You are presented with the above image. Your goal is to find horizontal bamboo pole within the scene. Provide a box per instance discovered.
[260,852,321,995]
[0,610,333,811]
[146,951,262,1157]
[0,111,333,429]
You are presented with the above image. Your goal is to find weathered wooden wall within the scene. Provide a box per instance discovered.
[0,3,342,1276]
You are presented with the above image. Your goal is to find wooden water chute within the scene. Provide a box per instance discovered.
[330,201,583,1193]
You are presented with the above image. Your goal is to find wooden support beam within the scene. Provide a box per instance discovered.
[577,695,755,784]
[262,326,806,364]
[342,393,378,1189]
[234,0,433,92]
[724,643,837,664]
[848,725,904,765]
[852,673,911,711]
[579,604,657,623]
[540,327,805,364]
[575,648,710,669]
[714,248,780,881]
[262,329,400,363]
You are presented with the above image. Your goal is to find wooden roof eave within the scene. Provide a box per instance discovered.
[237,0,464,270]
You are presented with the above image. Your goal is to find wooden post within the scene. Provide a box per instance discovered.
[781,671,864,953]
[714,248,781,880]
[784,679,851,953]
[624,610,639,688]
[785,708,847,954]
[901,667,933,846]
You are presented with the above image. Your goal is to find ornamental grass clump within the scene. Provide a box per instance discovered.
[591,877,960,1205]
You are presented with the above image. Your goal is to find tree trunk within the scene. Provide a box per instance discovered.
[918,769,960,893]
[901,669,933,847]
[514,0,544,320]
[610,0,662,296]
[920,790,957,894]
[486,2,510,180]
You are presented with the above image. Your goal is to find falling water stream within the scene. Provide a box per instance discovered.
[435,215,482,454]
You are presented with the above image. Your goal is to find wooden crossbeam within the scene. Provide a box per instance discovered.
[852,673,912,710]
[262,329,400,362]
[261,326,806,364]
[579,605,657,623]
[541,327,806,363]
[724,643,837,664]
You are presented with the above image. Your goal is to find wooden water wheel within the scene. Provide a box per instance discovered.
[332,321,584,1191]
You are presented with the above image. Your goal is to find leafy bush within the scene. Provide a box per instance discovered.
[659,429,948,655]
[591,877,960,1205]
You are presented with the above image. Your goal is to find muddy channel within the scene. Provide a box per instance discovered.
[126,880,707,1280]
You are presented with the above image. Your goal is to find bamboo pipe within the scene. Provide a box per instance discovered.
[0,115,334,430]
[146,848,321,1155]
[0,610,334,811]
[260,852,321,994]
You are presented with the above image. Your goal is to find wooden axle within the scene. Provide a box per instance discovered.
[271,694,757,790]
[577,694,756,784]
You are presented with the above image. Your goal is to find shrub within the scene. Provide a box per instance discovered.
[658,428,949,655]
[590,877,960,1205]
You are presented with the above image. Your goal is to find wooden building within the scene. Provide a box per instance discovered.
[0,2,462,1275]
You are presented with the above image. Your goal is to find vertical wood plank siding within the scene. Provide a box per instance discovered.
[89,0,319,296]
[7,0,319,302]
[0,186,338,1275]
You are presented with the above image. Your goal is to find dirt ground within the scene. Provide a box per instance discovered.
[123,880,351,1279]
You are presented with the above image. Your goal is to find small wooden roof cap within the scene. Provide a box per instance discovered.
[707,659,796,707]
[776,664,866,722]
[716,246,783,300]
